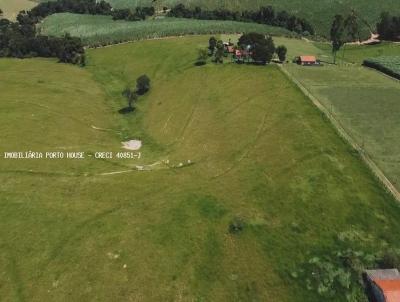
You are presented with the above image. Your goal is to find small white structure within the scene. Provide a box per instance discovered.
[122,140,142,150]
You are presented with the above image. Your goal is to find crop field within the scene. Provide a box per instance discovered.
[1,35,400,302]
[363,56,400,79]
[281,38,400,192]
[0,0,36,20]
[40,13,295,46]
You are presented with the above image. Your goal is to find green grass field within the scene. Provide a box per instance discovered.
[0,0,36,20]
[40,13,295,46]
[278,38,400,193]
[2,35,400,301]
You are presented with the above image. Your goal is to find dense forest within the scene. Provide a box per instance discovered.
[377,12,400,41]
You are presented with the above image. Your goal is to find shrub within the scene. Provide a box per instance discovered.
[378,249,400,270]
[136,75,151,95]
[229,217,245,234]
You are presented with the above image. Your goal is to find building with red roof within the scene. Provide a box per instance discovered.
[365,269,400,302]
[297,55,317,65]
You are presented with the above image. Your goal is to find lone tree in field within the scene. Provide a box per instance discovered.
[0,9,3,17]
[330,14,345,64]
[208,36,217,55]
[276,45,287,62]
[239,32,275,64]
[136,74,151,95]
[214,40,224,63]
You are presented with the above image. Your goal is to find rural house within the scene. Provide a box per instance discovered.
[365,269,400,302]
[297,55,318,65]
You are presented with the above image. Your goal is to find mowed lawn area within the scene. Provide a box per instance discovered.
[279,38,400,191]
[1,36,400,301]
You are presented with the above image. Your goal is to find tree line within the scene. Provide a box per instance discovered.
[0,3,87,64]
[167,4,315,36]
[377,12,400,41]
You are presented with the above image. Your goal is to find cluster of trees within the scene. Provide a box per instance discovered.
[0,18,85,64]
[121,75,151,113]
[238,33,275,64]
[168,4,314,35]
[377,12,400,41]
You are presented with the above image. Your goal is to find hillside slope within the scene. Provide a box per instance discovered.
[1,36,400,301]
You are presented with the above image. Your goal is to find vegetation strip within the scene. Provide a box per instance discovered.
[363,56,400,80]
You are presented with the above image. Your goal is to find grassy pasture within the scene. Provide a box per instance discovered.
[279,37,400,192]
[0,0,36,20]
[1,35,400,301]
[40,13,295,46]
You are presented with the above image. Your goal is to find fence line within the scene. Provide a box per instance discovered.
[278,64,400,202]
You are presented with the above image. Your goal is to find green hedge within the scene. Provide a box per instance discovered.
[363,56,400,80]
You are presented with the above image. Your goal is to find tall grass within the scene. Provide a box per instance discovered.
[40,13,297,46]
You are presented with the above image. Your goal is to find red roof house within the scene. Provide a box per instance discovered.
[365,269,400,302]
[298,55,317,65]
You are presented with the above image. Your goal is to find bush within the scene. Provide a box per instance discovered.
[136,75,151,95]
[229,217,245,234]
[378,249,400,270]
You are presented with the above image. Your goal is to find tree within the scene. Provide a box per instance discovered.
[121,88,137,113]
[342,11,359,60]
[214,40,224,63]
[330,14,345,64]
[195,47,208,66]
[345,10,359,42]
[0,9,3,17]
[136,74,151,95]
[275,45,287,62]
[208,36,217,55]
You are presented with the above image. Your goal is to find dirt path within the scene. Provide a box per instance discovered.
[278,64,400,203]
